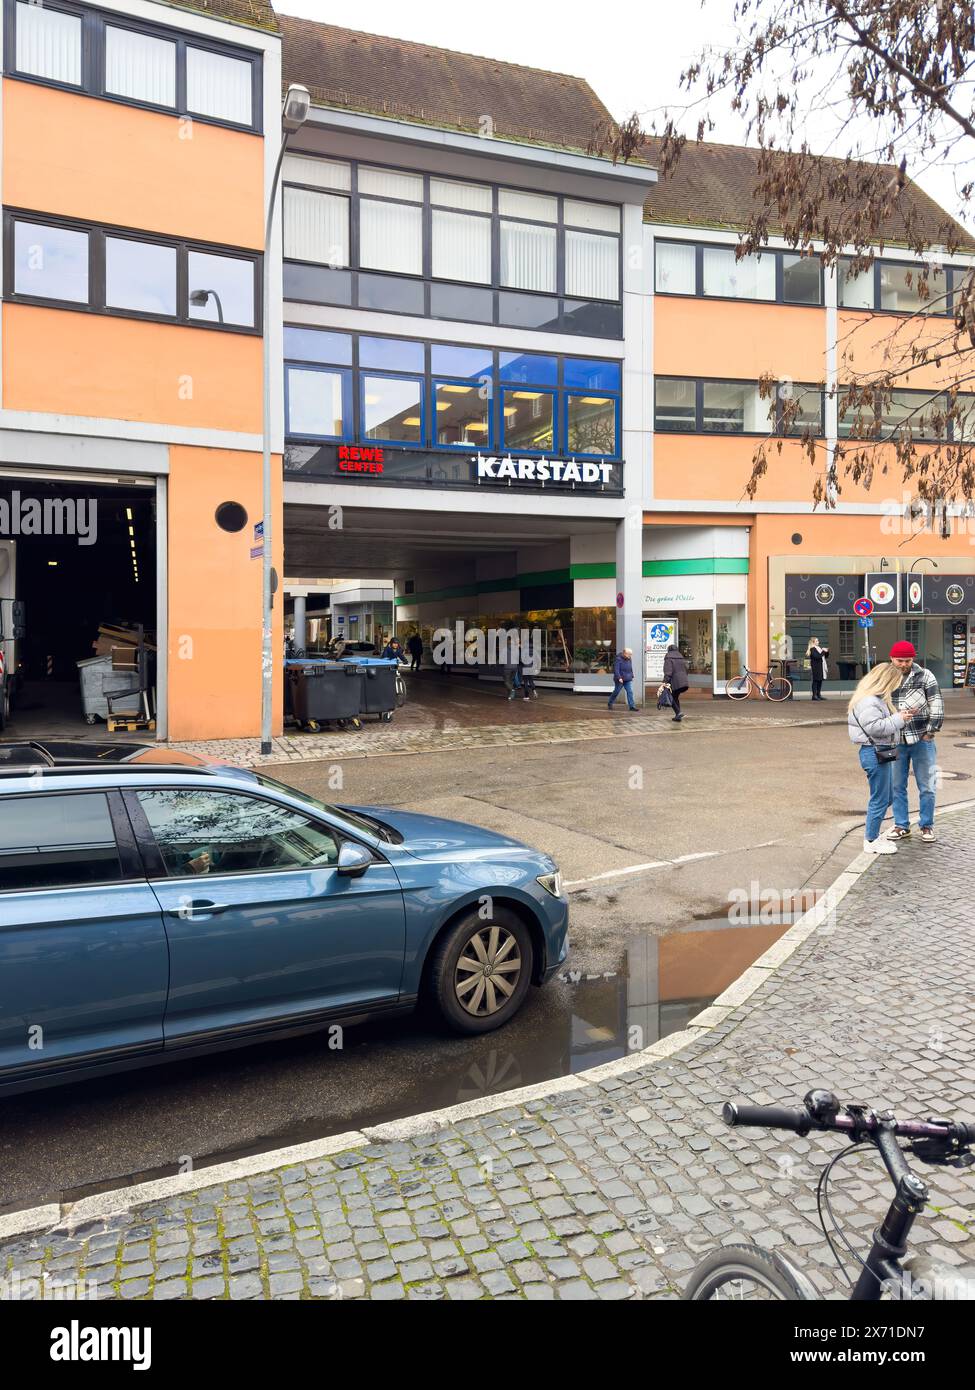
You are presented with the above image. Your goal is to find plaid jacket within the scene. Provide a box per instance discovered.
[892,662,944,744]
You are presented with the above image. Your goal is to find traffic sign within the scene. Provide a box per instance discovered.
[858,616,874,629]
[853,597,874,618]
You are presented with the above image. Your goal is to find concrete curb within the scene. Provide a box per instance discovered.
[4,795,974,1245]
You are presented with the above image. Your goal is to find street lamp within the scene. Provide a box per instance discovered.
[261,82,311,756]
[909,557,939,572]
[189,288,224,323]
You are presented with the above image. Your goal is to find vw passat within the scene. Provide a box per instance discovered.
[0,748,568,1096]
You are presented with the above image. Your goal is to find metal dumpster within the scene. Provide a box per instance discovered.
[286,660,361,732]
[77,654,142,724]
[341,657,398,722]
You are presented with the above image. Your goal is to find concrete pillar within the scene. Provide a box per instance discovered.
[293,594,307,652]
[618,200,653,705]
[616,512,644,703]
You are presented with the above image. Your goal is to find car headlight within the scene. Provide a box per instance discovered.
[537,869,564,898]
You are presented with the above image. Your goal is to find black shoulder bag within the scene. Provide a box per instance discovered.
[852,705,899,763]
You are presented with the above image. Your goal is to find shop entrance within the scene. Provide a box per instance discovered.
[785,615,970,693]
[0,476,157,740]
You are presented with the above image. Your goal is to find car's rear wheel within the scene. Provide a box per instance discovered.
[428,908,533,1035]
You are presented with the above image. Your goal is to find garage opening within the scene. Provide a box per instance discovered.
[0,476,157,739]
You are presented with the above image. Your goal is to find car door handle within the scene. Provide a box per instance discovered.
[166,900,231,918]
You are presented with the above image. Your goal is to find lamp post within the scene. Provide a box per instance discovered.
[909,557,939,573]
[261,83,311,756]
[189,288,224,323]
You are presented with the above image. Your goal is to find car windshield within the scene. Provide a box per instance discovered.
[253,773,390,841]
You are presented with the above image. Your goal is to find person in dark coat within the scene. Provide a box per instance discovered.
[663,645,689,722]
[608,648,637,711]
[381,637,406,663]
[406,631,423,672]
[806,636,830,701]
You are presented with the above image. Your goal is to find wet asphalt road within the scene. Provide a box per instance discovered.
[2,715,972,1212]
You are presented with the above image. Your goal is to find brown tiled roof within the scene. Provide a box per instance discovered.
[277,14,614,152]
[158,0,279,32]
[640,139,974,251]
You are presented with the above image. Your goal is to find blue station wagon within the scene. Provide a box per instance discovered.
[0,748,568,1096]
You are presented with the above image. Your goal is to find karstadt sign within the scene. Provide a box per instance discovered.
[475,455,615,486]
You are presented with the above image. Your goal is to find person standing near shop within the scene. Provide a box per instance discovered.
[848,663,911,854]
[807,636,830,701]
[663,644,689,722]
[608,647,637,711]
[406,630,423,673]
[887,640,944,844]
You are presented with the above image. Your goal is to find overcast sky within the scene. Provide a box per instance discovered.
[278,0,970,230]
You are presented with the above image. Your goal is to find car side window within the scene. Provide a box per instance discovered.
[0,792,122,890]
[136,789,341,879]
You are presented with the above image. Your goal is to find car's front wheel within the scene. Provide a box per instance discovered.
[428,908,533,1035]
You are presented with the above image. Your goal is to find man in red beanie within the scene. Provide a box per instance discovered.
[887,640,943,844]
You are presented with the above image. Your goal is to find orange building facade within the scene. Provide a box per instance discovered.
[0,0,282,740]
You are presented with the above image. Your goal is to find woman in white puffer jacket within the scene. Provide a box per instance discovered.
[848,664,912,855]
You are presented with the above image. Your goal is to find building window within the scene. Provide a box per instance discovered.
[432,209,491,284]
[284,328,623,458]
[187,251,255,327]
[13,219,89,302]
[6,211,260,332]
[502,389,555,452]
[105,25,176,107]
[837,387,942,442]
[15,0,81,85]
[283,186,349,267]
[500,220,556,293]
[838,256,960,314]
[362,374,424,444]
[565,229,618,300]
[655,376,824,435]
[359,166,423,276]
[105,235,177,316]
[656,239,825,306]
[6,0,261,133]
[186,46,252,125]
[286,365,348,439]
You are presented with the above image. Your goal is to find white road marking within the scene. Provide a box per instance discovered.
[564,838,789,889]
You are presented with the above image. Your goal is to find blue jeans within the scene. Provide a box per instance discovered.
[609,679,635,710]
[892,739,937,830]
[859,746,893,842]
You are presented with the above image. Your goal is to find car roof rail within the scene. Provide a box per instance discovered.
[0,762,235,779]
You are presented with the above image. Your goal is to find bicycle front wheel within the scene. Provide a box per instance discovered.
[684,1245,816,1301]
[765,677,793,701]
[725,675,751,700]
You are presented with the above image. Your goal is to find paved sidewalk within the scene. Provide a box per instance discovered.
[3,806,973,1300]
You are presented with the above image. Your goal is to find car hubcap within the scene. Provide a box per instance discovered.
[455,925,522,1016]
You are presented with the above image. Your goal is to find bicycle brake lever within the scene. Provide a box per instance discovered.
[907,1139,975,1169]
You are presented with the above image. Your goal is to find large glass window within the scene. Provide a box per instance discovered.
[782,253,822,304]
[432,209,491,284]
[567,395,617,455]
[655,241,696,294]
[430,343,493,379]
[565,229,618,300]
[500,220,556,293]
[654,378,696,431]
[359,336,424,373]
[362,375,423,443]
[13,220,88,303]
[105,236,177,316]
[15,0,81,85]
[286,366,347,438]
[502,389,555,451]
[284,327,352,364]
[434,381,489,447]
[837,388,941,441]
[703,247,776,300]
[499,352,558,386]
[187,251,255,327]
[879,262,949,315]
[0,793,121,891]
[137,790,340,878]
[105,25,176,107]
[283,187,349,267]
[186,46,252,125]
[838,258,874,309]
[703,381,771,433]
[360,200,422,276]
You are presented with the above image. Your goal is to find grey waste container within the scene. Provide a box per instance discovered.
[286,660,361,732]
[341,657,398,722]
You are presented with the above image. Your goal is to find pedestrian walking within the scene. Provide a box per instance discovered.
[406,630,423,673]
[886,640,944,844]
[502,628,522,701]
[608,647,637,711]
[848,663,913,855]
[662,644,689,722]
[806,636,830,701]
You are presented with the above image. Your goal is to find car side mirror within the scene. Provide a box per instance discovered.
[337,841,373,877]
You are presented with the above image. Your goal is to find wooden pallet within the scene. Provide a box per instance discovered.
[106,717,156,734]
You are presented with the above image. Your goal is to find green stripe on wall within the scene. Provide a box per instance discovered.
[395,557,748,605]
[570,562,617,580]
[643,558,749,576]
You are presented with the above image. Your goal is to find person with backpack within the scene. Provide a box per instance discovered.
[662,645,689,722]
[608,647,637,711]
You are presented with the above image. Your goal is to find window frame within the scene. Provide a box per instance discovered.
[655,238,825,308]
[837,255,958,317]
[654,375,826,437]
[360,368,427,447]
[284,326,624,459]
[284,362,352,443]
[3,208,263,335]
[563,391,620,459]
[501,385,558,456]
[3,0,263,134]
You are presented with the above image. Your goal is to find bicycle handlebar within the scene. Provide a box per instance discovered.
[723,1098,975,1148]
[723,1102,811,1133]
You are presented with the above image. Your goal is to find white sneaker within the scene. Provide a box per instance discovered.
[864,838,898,855]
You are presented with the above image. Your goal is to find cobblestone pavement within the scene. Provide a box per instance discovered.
[3,807,973,1301]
